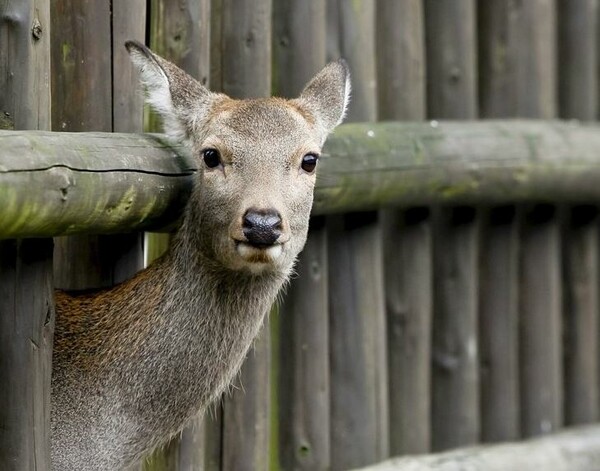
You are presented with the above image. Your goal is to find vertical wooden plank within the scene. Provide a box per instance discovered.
[376,0,425,122]
[477,0,522,433]
[328,213,387,469]
[478,0,560,442]
[563,207,599,425]
[0,240,54,471]
[478,0,557,119]
[425,0,479,452]
[277,220,330,470]
[383,208,432,455]
[557,0,599,429]
[514,0,557,118]
[112,0,147,133]
[477,1,522,442]
[0,0,51,130]
[222,327,271,471]
[520,205,563,437]
[327,1,388,469]
[273,3,330,469]
[494,0,563,439]
[216,0,271,98]
[431,207,480,451]
[202,408,223,471]
[150,0,211,84]
[376,0,430,456]
[478,0,518,118]
[0,2,53,469]
[558,0,598,120]
[424,0,477,119]
[212,1,273,469]
[479,207,520,442]
[327,0,377,122]
[273,0,326,95]
[51,0,144,290]
[141,1,212,469]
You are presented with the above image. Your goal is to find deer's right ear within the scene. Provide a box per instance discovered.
[125,40,216,141]
[296,60,351,138]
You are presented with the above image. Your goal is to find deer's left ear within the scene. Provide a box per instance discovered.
[295,60,351,136]
[125,40,219,141]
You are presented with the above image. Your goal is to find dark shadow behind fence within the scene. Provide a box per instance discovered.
[2,1,600,470]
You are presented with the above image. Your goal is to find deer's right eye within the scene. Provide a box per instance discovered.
[202,149,221,168]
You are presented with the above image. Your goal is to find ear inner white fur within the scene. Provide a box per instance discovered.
[125,40,217,142]
[297,59,351,136]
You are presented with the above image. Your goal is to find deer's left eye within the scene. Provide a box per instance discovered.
[202,148,221,168]
[301,153,319,173]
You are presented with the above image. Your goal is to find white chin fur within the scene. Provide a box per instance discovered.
[236,242,283,262]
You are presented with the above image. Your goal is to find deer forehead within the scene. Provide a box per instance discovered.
[200,98,320,161]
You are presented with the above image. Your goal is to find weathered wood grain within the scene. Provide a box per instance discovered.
[9,121,600,238]
[273,2,330,469]
[51,0,144,290]
[383,208,432,454]
[0,1,53,469]
[216,1,273,469]
[328,213,387,469]
[424,0,477,119]
[520,205,563,436]
[431,207,480,450]
[479,207,520,442]
[426,0,479,452]
[557,0,599,430]
[0,239,54,471]
[277,219,330,470]
[376,0,430,456]
[562,206,599,425]
[327,1,388,468]
[478,0,522,443]
[142,1,212,467]
[558,0,598,120]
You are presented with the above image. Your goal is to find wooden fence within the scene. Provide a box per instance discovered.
[2,0,600,470]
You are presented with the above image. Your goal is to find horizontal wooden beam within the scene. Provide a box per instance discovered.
[3,120,600,238]
[0,131,193,238]
[351,424,600,471]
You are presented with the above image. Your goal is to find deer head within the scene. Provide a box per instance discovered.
[126,40,350,275]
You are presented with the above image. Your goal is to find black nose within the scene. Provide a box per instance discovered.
[242,208,282,247]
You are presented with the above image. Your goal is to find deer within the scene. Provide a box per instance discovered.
[49,40,350,470]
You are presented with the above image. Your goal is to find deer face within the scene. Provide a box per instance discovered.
[126,41,350,274]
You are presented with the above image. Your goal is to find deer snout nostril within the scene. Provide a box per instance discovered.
[242,208,282,247]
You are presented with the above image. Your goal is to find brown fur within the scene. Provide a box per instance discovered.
[50,40,350,470]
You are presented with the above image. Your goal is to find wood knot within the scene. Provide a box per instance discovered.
[31,18,43,40]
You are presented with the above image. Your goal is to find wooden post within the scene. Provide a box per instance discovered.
[562,207,599,425]
[382,207,432,455]
[478,0,521,442]
[478,207,520,441]
[327,1,389,469]
[142,1,212,468]
[431,207,480,451]
[273,2,330,469]
[557,0,599,428]
[520,205,563,436]
[425,0,480,451]
[376,0,431,456]
[558,0,598,121]
[50,0,144,291]
[509,0,562,438]
[424,0,477,119]
[0,1,53,470]
[214,1,273,469]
